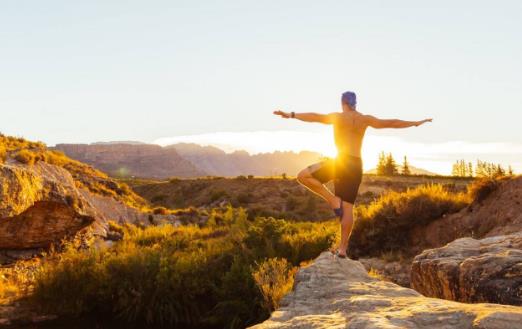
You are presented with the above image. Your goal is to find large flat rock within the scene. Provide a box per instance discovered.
[412,233,522,306]
[250,252,522,329]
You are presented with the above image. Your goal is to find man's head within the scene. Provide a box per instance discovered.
[341,91,356,111]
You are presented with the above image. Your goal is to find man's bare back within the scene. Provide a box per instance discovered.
[332,111,367,158]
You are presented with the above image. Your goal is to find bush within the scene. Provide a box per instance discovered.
[0,144,6,163]
[348,184,469,258]
[152,207,168,215]
[468,177,503,203]
[31,209,337,328]
[252,258,296,312]
[14,149,38,165]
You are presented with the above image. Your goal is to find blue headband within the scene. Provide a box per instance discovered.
[341,91,356,108]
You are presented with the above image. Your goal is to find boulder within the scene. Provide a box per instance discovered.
[411,233,522,306]
[249,252,522,329]
[0,161,159,250]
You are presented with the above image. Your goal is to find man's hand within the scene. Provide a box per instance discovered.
[273,110,291,119]
[415,118,433,127]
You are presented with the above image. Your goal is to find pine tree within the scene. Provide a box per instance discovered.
[468,162,474,177]
[401,156,411,176]
[376,152,387,175]
[384,153,398,176]
[508,165,514,176]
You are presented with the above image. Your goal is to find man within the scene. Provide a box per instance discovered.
[273,91,432,258]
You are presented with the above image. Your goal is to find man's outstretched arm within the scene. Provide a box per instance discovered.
[273,110,336,124]
[364,115,432,129]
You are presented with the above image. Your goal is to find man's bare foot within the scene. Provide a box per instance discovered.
[329,247,347,258]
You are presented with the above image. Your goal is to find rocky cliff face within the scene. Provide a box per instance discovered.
[0,159,153,253]
[250,252,522,329]
[54,143,206,179]
[411,233,522,306]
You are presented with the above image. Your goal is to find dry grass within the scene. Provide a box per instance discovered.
[349,184,470,258]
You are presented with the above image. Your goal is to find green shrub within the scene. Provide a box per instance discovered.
[31,209,337,328]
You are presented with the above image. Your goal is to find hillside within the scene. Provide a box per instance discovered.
[130,175,472,221]
[54,143,205,179]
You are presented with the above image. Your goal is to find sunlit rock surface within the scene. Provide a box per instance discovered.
[250,252,522,329]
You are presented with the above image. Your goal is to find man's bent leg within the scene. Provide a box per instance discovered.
[296,168,340,209]
[338,202,354,256]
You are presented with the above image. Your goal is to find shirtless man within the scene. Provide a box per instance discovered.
[273,91,432,258]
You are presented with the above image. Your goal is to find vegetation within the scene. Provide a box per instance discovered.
[376,152,399,176]
[348,184,470,258]
[30,207,337,328]
[452,159,515,178]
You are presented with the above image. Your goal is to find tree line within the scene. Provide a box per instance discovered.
[452,159,514,178]
[376,152,411,176]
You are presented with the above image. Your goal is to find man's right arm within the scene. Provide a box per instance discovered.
[364,115,432,129]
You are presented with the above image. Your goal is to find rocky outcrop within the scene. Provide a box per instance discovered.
[249,252,522,329]
[0,162,97,249]
[411,233,522,306]
[0,161,158,250]
[54,143,206,179]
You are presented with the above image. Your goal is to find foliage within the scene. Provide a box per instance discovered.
[252,258,296,312]
[401,156,411,176]
[467,177,509,203]
[376,152,398,176]
[348,184,469,258]
[31,208,337,328]
[452,159,514,178]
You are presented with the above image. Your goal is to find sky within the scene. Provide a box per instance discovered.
[1,1,521,174]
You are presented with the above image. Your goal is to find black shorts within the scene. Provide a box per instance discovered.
[307,155,363,204]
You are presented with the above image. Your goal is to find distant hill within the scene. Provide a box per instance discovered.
[365,165,438,176]
[167,143,325,177]
[54,142,326,179]
[53,143,205,179]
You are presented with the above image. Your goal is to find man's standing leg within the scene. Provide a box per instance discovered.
[338,202,354,256]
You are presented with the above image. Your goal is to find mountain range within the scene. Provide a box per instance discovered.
[54,142,436,179]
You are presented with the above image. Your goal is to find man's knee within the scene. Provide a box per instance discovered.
[297,169,310,184]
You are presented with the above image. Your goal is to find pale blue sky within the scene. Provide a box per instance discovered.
[1,1,521,173]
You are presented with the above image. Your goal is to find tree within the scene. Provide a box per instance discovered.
[384,153,398,176]
[401,156,411,176]
[508,166,514,176]
[376,152,387,176]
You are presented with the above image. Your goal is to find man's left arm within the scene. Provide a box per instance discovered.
[273,110,336,124]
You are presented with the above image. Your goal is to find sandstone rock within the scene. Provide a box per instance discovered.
[411,232,522,306]
[249,252,522,329]
[0,161,156,250]
[0,162,96,249]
